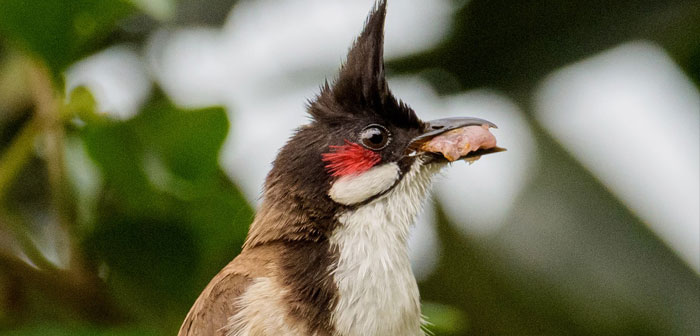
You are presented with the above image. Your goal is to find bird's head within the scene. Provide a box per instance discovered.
[245,0,502,247]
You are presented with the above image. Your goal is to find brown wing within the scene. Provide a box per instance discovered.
[178,245,279,336]
[178,264,252,336]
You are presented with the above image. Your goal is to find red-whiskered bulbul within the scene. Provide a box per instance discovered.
[179,1,502,335]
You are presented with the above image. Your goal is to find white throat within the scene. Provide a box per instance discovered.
[328,163,400,206]
[329,159,441,336]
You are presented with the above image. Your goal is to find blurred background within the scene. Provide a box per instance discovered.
[0,0,698,335]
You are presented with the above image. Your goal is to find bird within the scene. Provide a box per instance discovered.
[178,1,502,335]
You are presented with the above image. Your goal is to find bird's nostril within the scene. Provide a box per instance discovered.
[432,126,444,130]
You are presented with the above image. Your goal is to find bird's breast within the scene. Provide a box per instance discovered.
[328,169,432,336]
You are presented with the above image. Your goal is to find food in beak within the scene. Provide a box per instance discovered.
[420,124,498,162]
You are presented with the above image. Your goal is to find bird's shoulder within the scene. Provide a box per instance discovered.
[178,246,279,336]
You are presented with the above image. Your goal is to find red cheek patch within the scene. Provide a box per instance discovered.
[322,141,382,177]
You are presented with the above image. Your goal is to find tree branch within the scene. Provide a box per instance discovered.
[0,209,57,272]
[0,118,39,203]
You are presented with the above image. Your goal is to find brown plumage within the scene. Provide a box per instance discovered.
[178,2,399,331]
[179,236,338,335]
[178,1,428,334]
[178,0,501,334]
[179,2,415,332]
[179,248,265,336]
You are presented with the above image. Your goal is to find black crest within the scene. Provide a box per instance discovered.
[309,0,420,129]
[334,0,389,108]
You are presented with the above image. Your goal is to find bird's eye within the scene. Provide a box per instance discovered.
[359,124,391,150]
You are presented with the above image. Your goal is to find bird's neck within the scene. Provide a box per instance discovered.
[241,160,438,336]
[329,201,421,336]
[328,160,438,336]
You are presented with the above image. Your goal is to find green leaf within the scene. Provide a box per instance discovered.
[64,86,99,122]
[0,0,135,80]
[134,99,229,183]
[79,96,253,330]
[422,302,469,335]
[88,216,200,302]
[127,0,176,21]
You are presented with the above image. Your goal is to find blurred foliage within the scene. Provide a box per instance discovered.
[0,0,698,335]
[0,1,253,330]
[0,0,136,81]
[393,0,700,95]
[80,94,252,330]
[1,78,252,333]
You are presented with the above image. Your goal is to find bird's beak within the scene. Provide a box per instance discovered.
[407,117,506,162]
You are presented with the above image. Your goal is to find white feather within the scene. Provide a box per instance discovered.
[329,163,401,205]
[330,159,441,336]
[227,277,312,336]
